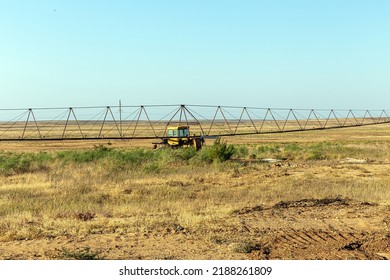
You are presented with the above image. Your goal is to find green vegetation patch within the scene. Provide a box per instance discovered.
[0,152,52,175]
[0,139,382,176]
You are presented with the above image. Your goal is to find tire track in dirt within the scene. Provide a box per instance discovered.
[233,198,390,259]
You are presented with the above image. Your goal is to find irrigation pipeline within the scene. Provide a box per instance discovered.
[0,104,390,141]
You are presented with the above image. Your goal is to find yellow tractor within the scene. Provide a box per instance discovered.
[154,125,204,150]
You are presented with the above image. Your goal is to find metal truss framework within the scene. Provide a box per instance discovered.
[0,104,390,141]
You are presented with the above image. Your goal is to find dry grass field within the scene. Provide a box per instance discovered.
[0,125,390,260]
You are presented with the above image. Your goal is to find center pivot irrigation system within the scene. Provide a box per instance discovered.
[0,104,390,148]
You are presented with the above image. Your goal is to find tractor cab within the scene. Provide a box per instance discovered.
[167,126,189,138]
[166,126,190,147]
[156,125,203,150]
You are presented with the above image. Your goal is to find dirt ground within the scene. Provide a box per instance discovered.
[0,196,389,260]
[0,161,389,260]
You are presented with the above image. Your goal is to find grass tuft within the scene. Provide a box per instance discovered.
[58,247,103,260]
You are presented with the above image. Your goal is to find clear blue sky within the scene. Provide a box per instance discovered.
[0,0,389,109]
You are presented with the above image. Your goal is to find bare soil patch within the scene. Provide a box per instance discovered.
[0,196,389,260]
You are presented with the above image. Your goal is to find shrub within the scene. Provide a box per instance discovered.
[0,152,52,175]
[198,138,236,163]
[235,145,249,159]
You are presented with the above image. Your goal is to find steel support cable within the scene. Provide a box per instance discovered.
[272,109,302,131]
[281,110,292,131]
[220,107,234,134]
[323,110,333,128]
[76,108,109,135]
[333,111,351,127]
[82,108,108,138]
[349,110,361,126]
[229,107,259,134]
[333,111,347,127]
[0,110,28,129]
[62,109,74,139]
[246,108,270,132]
[130,110,162,139]
[302,110,322,129]
[182,107,189,128]
[265,109,285,131]
[207,107,219,135]
[331,110,345,126]
[291,110,305,130]
[63,109,99,138]
[22,110,43,139]
[145,106,186,137]
[275,109,302,131]
[0,110,29,137]
[383,110,390,121]
[290,110,316,130]
[98,107,122,138]
[121,107,141,122]
[131,107,144,138]
[354,110,367,125]
[122,107,142,137]
[361,110,370,125]
[312,110,333,127]
[341,110,362,126]
[312,110,324,128]
[182,106,205,135]
[220,107,258,134]
[334,110,361,127]
[218,107,245,134]
[373,110,384,123]
[141,106,157,138]
[61,108,86,139]
[185,107,218,135]
[257,109,283,132]
[253,109,280,132]
[162,106,182,137]
[218,107,237,134]
[132,106,181,138]
[21,110,32,139]
[341,110,353,126]
[72,108,86,138]
[377,110,386,123]
[365,110,377,124]
[97,108,109,137]
[245,108,259,133]
[207,107,235,136]
[379,110,390,122]
[377,110,390,122]
[179,107,184,126]
[267,110,281,131]
[38,109,70,138]
[78,112,103,137]
[234,108,246,134]
[302,110,312,130]
[294,109,322,130]
[185,107,216,125]
[259,109,270,131]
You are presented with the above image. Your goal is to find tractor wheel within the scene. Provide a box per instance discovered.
[193,138,203,151]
